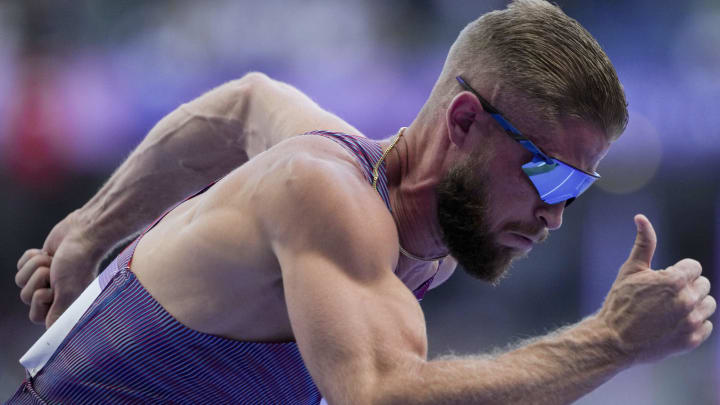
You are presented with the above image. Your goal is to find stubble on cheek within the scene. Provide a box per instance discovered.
[436,154,517,284]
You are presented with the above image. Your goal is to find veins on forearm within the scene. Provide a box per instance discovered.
[81,110,249,246]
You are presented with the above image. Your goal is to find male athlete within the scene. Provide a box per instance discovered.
[10,1,715,404]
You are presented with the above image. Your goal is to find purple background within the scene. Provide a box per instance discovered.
[1,1,718,403]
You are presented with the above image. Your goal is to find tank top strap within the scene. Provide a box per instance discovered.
[304,131,391,211]
[304,131,442,301]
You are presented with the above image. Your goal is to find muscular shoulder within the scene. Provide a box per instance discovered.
[253,139,399,276]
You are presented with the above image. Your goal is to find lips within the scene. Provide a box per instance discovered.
[503,232,534,251]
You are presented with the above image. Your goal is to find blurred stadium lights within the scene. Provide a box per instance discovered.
[596,111,662,195]
[0,1,718,403]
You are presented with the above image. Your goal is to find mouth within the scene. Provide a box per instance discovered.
[503,232,535,251]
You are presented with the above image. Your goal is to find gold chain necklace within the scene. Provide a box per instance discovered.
[372,127,448,262]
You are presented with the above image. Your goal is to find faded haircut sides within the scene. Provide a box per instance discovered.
[428,0,628,140]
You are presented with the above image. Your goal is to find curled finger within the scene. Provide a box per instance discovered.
[676,258,702,283]
[688,320,714,350]
[698,295,717,320]
[17,249,44,270]
[29,288,54,325]
[677,287,700,315]
[691,276,711,300]
[19,266,50,305]
[683,295,717,333]
[16,253,52,288]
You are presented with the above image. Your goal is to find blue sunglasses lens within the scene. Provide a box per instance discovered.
[453,76,600,206]
[522,157,597,205]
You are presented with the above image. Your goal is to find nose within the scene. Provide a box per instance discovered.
[536,201,564,230]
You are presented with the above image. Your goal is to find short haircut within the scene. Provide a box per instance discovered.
[430,0,628,140]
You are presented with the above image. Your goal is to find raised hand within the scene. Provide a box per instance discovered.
[598,214,715,364]
[15,211,105,328]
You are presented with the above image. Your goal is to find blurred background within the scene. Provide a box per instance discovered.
[0,0,718,403]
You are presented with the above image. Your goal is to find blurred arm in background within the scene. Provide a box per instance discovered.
[14,72,360,328]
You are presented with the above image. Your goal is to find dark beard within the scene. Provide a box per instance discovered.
[435,155,516,284]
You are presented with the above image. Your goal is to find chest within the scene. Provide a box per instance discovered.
[131,193,295,341]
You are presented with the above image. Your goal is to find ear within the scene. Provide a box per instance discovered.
[446,91,483,148]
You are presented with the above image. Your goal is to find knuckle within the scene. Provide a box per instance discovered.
[23,255,40,269]
[686,313,703,330]
[18,255,49,279]
[678,258,701,269]
[32,288,49,302]
[33,255,52,269]
[679,294,697,313]
[663,270,686,290]
[695,277,711,295]
[672,275,687,292]
[38,265,50,278]
[669,259,702,282]
[17,250,34,269]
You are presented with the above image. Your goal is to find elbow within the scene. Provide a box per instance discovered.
[370,359,434,405]
[241,71,271,84]
[214,72,274,149]
[213,71,273,113]
[235,71,273,97]
[328,361,427,405]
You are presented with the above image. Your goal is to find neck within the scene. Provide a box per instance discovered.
[382,119,450,261]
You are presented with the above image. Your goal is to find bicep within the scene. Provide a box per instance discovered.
[276,248,427,403]
[261,162,427,403]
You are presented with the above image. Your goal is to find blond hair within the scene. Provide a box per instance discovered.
[428,0,628,140]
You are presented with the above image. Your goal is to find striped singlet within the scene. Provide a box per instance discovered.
[308,131,439,299]
[6,131,438,404]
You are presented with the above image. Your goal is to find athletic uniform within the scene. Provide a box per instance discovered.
[6,132,440,404]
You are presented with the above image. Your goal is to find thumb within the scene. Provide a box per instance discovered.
[626,214,657,269]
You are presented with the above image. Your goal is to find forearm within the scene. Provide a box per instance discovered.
[75,75,266,254]
[386,315,630,405]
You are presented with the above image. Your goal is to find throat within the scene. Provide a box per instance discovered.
[379,125,449,263]
[389,183,449,262]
